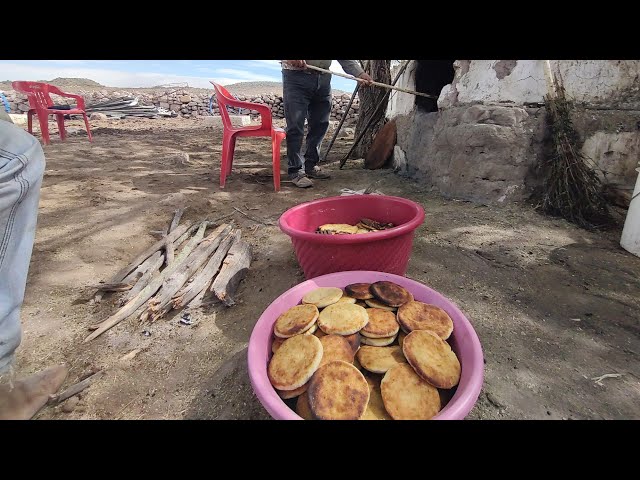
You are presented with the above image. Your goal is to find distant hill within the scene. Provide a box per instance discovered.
[0,77,349,96]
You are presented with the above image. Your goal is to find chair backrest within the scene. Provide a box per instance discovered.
[12,81,54,110]
[211,82,236,130]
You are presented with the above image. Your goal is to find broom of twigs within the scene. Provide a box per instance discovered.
[540,63,614,229]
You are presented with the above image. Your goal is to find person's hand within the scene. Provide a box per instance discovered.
[285,60,307,68]
[358,72,374,86]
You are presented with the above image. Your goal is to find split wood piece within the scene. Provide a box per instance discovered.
[84,222,208,342]
[165,208,185,266]
[47,370,103,405]
[91,282,133,292]
[121,248,165,288]
[92,221,194,304]
[147,224,233,322]
[121,251,164,305]
[211,233,252,306]
[172,229,238,309]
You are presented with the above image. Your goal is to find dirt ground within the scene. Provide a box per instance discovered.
[11,115,639,420]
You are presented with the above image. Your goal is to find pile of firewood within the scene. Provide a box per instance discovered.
[85,210,252,342]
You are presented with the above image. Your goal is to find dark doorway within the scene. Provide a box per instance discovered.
[414,60,456,112]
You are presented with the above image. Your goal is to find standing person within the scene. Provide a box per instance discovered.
[0,115,68,420]
[281,60,373,188]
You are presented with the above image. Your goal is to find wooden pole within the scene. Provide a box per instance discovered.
[304,63,436,99]
[321,61,370,163]
[339,60,413,169]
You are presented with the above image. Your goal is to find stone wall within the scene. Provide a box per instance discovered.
[1,88,360,123]
[395,105,548,204]
[390,60,640,204]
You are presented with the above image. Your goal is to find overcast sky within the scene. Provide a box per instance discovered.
[0,60,357,91]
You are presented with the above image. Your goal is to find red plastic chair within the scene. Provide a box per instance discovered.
[11,81,93,146]
[210,81,285,192]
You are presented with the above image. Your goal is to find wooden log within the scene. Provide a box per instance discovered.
[172,229,238,309]
[211,234,252,306]
[185,280,214,309]
[121,251,164,305]
[165,208,185,266]
[84,222,208,342]
[93,221,193,304]
[147,224,232,322]
[47,370,103,405]
[120,248,165,289]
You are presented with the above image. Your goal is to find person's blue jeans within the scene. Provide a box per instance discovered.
[282,69,332,177]
[0,120,45,374]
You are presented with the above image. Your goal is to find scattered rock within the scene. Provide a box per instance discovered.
[90,112,108,120]
[61,395,80,413]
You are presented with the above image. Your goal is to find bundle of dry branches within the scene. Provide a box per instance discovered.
[541,79,613,229]
[85,210,252,342]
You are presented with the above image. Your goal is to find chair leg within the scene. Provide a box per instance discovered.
[82,113,93,142]
[36,112,51,146]
[272,133,285,192]
[27,111,34,134]
[56,114,66,141]
[220,134,236,188]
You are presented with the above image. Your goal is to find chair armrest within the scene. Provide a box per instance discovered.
[47,86,87,110]
[220,97,273,130]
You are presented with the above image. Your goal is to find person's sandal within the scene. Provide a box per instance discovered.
[291,174,314,188]
[305,166,331,179]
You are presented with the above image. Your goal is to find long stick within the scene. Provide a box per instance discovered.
[339,60,412,169]
[47,370,103,405]
[321,61,370,163]
[304,63,436,99]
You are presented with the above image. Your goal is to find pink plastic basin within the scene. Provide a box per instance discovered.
[279,195,425,279]
[247,271,484,420]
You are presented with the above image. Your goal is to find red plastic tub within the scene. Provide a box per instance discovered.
[279,195,425,279]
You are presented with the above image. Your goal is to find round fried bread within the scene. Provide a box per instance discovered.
[402,330,461,389]
[317,303,368,335]
[361,308,400,338]
[314,328,327,339]
[337,295,357,304]
[361,333,397,347]
[356,345,407,374]
[268,335,323,391]
[364,298,397,311]
[398,330,407,349]
[302,287,343,308]
[302,322,318,335]
[271,336,285,354]
[343,332,361,354]
[345,283,374,300]
[397,301,453,340]
[381,363,441,420]
[296,392,314,420]
[308,361,369,420]
[361,375,392,420]
[370,281,413,307]
[319,335,355,367]
[277,382,308,399]
[273,304,319,339]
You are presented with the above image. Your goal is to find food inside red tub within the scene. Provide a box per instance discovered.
[266,283,461,420]
[315,218,395,235]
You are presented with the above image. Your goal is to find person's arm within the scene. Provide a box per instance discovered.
[282,60,307,69]
[337,60,373,85]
